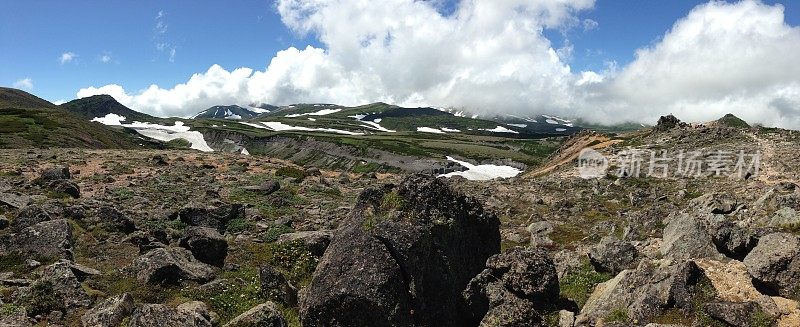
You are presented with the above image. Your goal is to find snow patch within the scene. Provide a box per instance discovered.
[481,126,519,134]
[507,124,527,128]
[441,127,461,132]
[556,128,567,132]
[361,121,396,132]
[91,113,127,126]
[241,121,363,135]
[308,118,317,121]
[417,127,446,134]
[241,148,250,156]
[439,157,522,181]
[285,108,342,117]
[92,114,213,152]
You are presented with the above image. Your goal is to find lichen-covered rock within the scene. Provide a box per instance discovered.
[176,202,244,234]
[128,304,212,327]
[179,226,227,267]
[300,175,501,327]
[589,236,640,274]
[743,233,800,298]
[223,302,287,327]
[36,166,71,184]
[81,293,135,327]
[661,213,723,260]
[11,205,52,232]
[93,206,136,234]
[125,247,216,285]
[12,219,74,260]
[260,265,297,306]
[276,230,333,256]
[48,179,80,198]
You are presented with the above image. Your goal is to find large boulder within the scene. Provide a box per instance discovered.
[242,180,281,195]
[276,230,334,257]
[36,166,71,184]
[300,176,501,327]
[661,213,723,260]
[93,206,136,234]
[0,192,31,209]
[37,261,92,309]
[128,304,212,327]
[179,226,228,267]
[743,233,800,298]
[125,247,216,285]
[48,179,80,198]
[11,205,52,232]
[12,219,74,260]
[462,247,560,326]
[176,202,244,234]
[223,302,287,327]
[703,301,762,327]
[81,293,135,327]
[588,236,640,274]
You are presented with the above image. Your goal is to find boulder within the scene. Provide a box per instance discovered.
[588,236,640,274]
[128,304,212,327]
[36,166,71,184]
[711,221,757,260]
[661,213,723,260]
[0,309,32,327]
[243,180,281,195]
[223,302,287,327]
[300,176,501,327]
[743,233,800,297]
[654,115,685,131]
[176,301,218,326]
[12,219,74,260]
[462,247,560,326]
[11,205,52,232]
[703,301,761,327]
[179,226,228,267]
[81,293,135,327]
[94,206,136,233]
[276,230,334,256]
[527,221,554,247]
[691,193,738,215]
[260,265,297,306]
[176,202,245,234]
[125,247,216,285]
[0,192,31,209]
[0,215,7,230]
[38,261,92,309]
[48,179,80,198]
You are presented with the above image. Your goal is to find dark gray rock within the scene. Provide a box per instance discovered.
[304,167,321,177]
[276,230,333,257]
[95,206,136,234]
[48,179,80,198]
[223,302,287,327]
[743,233,800,297]
[661,213,723,260]
[711,221,757,260]
[179,226,228,267]
[81,293,135,327]
[463,247,559,326]
[150,154,169,166]
[703,301,761,327]
[125,247,217,285]
[128,304,212,327]
[589,236,640,274]
[0,215,7,230]
[260,265,297,306]
[11,205,52,232]
[176,202,245,234]
[300,176,501,327]
[242,180,280,195]
[36,166,71,184]
[38,261,92,309]
[12,219,74,260]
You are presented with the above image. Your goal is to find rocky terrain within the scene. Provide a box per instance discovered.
[2,113,800,327]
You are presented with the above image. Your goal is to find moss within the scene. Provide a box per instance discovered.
[559,260,613,309]
[227,217,255,234]
[264,224,295,243]
[182,267,263,324]
[275,166,305,180]
[165,138,191,149]
[651,308,692,325]
[24,281,64,317]
[0,252,25,274]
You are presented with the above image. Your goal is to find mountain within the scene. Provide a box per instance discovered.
[0,88,149,149]
[0,87,57,110]
[714,113,750,128]
[60,94,161,123]
[192,105,263,120]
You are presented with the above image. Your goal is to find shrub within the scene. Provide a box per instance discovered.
[560,261,613,308]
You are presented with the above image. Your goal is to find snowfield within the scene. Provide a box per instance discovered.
[441,127,461,132]
[92,114,213,152]
[417,127,446,134]
[438,156,522,181]
[481,126,519,134]
[285,108,342,117]
[360,120,396,132]
[240,121,364,135]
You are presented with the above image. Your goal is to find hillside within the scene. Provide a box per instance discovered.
[0,88,150,149]
[192,105,264,120]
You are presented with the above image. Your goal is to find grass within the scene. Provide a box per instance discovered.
[181,267,264,323]
[227,186,307,220]
[0,252,25,274]
[227,217,255,234]
[605,308,629,324]
[559,260,613,308]
[275,166,305,180]
[264,224,295,243]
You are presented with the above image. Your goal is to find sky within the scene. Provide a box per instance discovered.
[2,0,800,128]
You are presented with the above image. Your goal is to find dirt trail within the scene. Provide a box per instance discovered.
[526,134,621,178]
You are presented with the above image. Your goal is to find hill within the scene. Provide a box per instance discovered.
[0,88,150,149]
[60,95,162,123]
[192,105,263,120]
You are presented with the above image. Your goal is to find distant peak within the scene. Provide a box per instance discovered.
[655,114,686,131]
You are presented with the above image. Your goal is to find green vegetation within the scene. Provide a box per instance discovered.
[227,217,255,234]
[0,252,25,274]
[275,166,305,180]
[560,261,613,308]
[181,268,263,323]
[264,224,295,243]
[716,113,750,128]
[165,138,192,149]
[605,308,630,324]
[24,281,64,317]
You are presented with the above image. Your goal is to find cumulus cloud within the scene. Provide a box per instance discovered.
[13,78,33,90]
[59,52,76,64]
[76,0,800,129]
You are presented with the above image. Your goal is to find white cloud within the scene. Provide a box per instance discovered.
[76,0,800,129]
[100,52,114,63]
[13,78,33,90]
[582,18,598,31]
[59,52,76,64]
[154,10,177,62]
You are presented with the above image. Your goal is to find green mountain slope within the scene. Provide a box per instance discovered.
[60,95,163,123]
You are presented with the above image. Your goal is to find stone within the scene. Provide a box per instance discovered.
[38,261,92,309]
[743,233,800,298]
[661,213,723,260]
[300,176,500,327]
[11,205,52,232]
[176,301,218,326]
[703,301,761,327]
[125,247,217,285]
[588,236,640,274]
[12,219,74,261]
[242,180,281,195]
[223,302,287,327]
[95,206,136,234]
[260,265,298,306]
[179,226,228,267]
[276,230,333,256]
[48,179,80,198]
[0,192,31,209]
[176,202,245,234]
[128,304,212,327]
[36,166,71,184]
[81,293,135,327]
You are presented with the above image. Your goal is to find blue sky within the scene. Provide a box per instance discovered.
[1,0,795,103]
